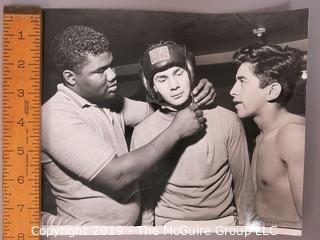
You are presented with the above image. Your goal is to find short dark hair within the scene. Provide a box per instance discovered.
[51,25,111,73]
[233,44,303,104]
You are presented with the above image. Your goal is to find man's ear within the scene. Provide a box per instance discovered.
[266,82,282,101]
[62,70,76,86]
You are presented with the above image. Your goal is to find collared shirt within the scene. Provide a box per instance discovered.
[42,84,152,225]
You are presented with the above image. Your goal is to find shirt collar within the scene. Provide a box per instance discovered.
[57,84,114,123]
[158,107,177,121]
[57,84,94,108]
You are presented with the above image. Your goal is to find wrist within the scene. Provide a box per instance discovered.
[166,124,182,142]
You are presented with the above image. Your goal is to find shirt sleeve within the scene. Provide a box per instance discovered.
[131,126,155,226]
[123,98,154,127]
[42,103,116,181]
[227,116,255,225]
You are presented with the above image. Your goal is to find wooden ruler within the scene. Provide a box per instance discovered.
[2,6,42,240]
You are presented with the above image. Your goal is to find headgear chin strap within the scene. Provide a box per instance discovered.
[140,41,196,103]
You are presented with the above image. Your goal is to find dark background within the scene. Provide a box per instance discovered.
[41,8,308,161]
[42,8,308,105]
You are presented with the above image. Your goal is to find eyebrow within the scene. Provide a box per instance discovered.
[154,74,167,81]
[156,68,182,77]
[92,63,113,73]
[154,67,183,80]
[236,75,246,80]
[173,67,183,74]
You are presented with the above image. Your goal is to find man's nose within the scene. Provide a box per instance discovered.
[168,76,180,90]
[105,68,116,82]
[230,82,239,97]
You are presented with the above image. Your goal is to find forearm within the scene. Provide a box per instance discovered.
[91,124,181,194]
[118,127,180,187]
[91,104,203,197]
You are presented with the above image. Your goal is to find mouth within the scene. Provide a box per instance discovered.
[107,82,118,92]
[233,100,242,107]
[171,92,184,99]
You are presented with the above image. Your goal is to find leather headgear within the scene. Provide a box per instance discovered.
[140,41,196,103]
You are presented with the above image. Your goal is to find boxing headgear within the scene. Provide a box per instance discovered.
[140,41,196,103]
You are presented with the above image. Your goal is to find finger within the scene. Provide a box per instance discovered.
[193,80,214,104]
[195,109,203,118]
[197,117,206,124]
[193,89,209,104]
[189,103,199,111]
[200,122,207,130]
[198,118,207,129]
[194,87,213,106]
[192,78,206,96]
[199,97,214,109]
[196,88,216,107]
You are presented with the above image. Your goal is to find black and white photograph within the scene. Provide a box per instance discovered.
[40,7,308,235]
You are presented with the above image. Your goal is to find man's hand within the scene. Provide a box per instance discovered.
[192,78,216,108]
[170,103,206,139]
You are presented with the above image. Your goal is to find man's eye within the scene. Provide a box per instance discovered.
[155,77,166,82]
[95,68,106,74]
[175,70,184,76]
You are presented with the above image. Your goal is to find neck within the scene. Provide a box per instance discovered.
[64,83,116,107]
[253,103,289,134]
[161,97,192,112]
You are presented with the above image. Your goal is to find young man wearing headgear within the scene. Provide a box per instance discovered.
[41,25,215,225]
[131,42,254,226]
[230,44,305,229]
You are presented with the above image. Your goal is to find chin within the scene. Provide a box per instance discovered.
[93,93,117,105]
[105,92,118,99]
[236,111,248,119]
[170,102,185,109]
[170,101,190,110]
[238,111,255,119]
[173,101,185,106]
[173,97,190,106]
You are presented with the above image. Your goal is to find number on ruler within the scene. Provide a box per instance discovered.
[17,89,25,97]
[18,31,25,40]
[17,204,24,213]
[17,118,25,127]
[17,60,25,68]
[18,232,25,240]
[17,147,24,155]
[17,176,24,184]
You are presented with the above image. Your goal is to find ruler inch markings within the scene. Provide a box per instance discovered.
[2,6,42,240]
